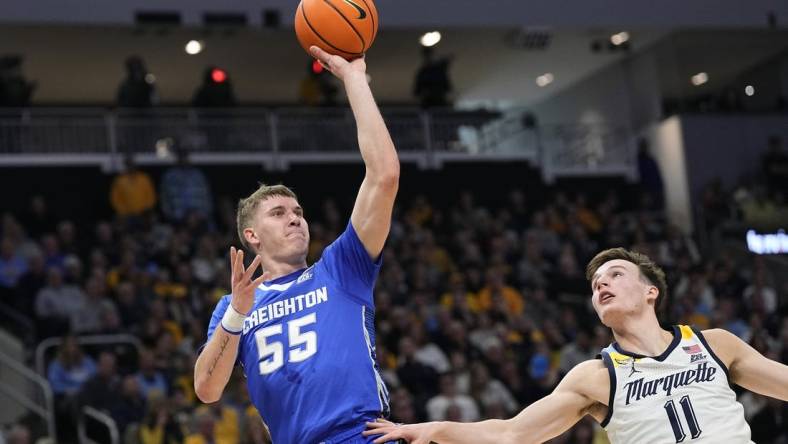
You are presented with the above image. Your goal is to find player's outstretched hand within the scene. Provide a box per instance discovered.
[364,419,440,444]
[310,46,366,81]
[229,246,265,315]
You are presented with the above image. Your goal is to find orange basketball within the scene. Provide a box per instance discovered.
[294,0,378,60]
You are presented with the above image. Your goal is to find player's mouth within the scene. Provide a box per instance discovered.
[599,291,615,304]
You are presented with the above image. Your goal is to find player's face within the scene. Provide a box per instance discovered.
[590,259,655,326]
[252,195,310,263]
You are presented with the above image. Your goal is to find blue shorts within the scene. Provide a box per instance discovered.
[320,423,400,444]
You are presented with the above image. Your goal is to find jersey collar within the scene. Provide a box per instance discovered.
[611,325,681,362]
[258,267,308,291]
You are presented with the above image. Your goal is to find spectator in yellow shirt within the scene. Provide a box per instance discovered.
[110,154,156,218]
[477,267,524,316]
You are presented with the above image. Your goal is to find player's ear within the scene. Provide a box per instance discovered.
[645,285,659,305]
[243,227,261,250]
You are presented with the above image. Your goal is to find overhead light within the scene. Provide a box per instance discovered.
[691,72,708,86]
[610,31,630,46]
[745,85,755,96]
[536,73,554,87]
[185,40,204,55]
[420,31,442,47]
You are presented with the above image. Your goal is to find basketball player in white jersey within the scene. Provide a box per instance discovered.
[365,248,788,443]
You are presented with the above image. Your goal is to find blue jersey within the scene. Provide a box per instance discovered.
[205,223,390,444]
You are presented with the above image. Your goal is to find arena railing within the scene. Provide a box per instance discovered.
[0,107,637,180]
[35,333,143,376]
[0,348,56,440]
[79,405,120,444]
[0,301,36,347]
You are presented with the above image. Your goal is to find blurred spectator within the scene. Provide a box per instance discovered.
[80,351,121,413]
[558,329,595,375]
[742,268,778,316]
[477,267,524,316]
[194,403,241,444]
[425,373,480,422]
[21,195,54,239]
[110,153,157,221]
[135,348,169,400]
[111,375,146,435]
[396,336,439,408]
[0,235,27,290]
[13,249,45,315]
[0,54,36,107]
[750,396,788,444]
[193,66,236,108]
[47,336,96,442]
[468,362,518,416]
[70,274,114,333]
[139,396,184,444]
[762,135,788,196]
[298,60,339,107]
[117,55,157,108]
[4,423,32,444]
[160,148,213,224]
[413,47,453,108]
[47,336,96,396]
[185,409,215,444]
[34,267,85,337]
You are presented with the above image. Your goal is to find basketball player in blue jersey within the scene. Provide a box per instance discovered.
[366,248,788,444]
[194,45,400,444]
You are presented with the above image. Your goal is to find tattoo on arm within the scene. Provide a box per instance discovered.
[207,335,231,377]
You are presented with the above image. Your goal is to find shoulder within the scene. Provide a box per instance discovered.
[557,359,609,404]
[699,328,743,368]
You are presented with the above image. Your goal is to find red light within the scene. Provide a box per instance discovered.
[311,60,324,74]
[211,68,227,83]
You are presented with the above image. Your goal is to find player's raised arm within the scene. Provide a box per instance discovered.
[194,247,265,403]
[365,360,608,444]
[703,328,788,401]
[310,46,399,259]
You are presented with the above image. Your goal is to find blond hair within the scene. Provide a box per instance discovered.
[236,184,298,250]
[585,247,668,313]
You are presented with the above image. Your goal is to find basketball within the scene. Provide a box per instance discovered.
[294,0,378,60]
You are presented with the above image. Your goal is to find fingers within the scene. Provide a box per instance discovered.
[233,248,244,281]
[309,46,330,63]
[372,432,401,444]
[251,273,266,288]
[242,254,262,282]
[364,420,394,432]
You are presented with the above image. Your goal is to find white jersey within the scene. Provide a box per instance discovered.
[600,325,753,444]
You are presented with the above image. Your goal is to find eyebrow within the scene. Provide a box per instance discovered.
[591,265,628,286]
[266,205,303,213]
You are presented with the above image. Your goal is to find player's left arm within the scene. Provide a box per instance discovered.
[703,328,788,401]
[310,46,400,260]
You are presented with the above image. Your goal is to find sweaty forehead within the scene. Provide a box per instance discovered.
[258,195,300,211]
[594,259,636,278]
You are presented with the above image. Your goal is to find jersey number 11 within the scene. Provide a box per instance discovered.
[664,395,702,443]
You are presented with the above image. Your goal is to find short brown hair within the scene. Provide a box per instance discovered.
[585,248,668,313]
[236,184,298,250]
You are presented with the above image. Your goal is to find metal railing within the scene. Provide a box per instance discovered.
[78,405,120,444]
[35,334,143,376]
[0,349,56,440]
[0,107,638,180]
[0,301,36,346]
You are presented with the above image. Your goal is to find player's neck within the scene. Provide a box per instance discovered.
[260,261,308,282]
[612,317,674,357]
